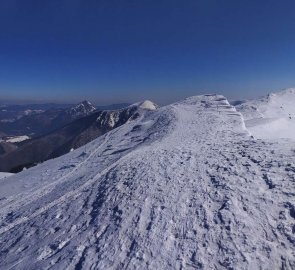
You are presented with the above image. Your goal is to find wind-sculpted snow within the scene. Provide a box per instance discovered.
[236,88,295,140]
[0,95,295,269]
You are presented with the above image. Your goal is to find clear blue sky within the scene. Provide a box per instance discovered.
[0,0,295,105]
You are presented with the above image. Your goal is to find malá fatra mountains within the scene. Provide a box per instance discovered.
[0,90,295,269]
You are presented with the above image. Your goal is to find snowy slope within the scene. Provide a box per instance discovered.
[236,88,295,139]
[0,172,14,180]
[5,135,30,143]
[0,95,295,269]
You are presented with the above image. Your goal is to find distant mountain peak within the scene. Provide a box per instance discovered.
[76,100,96,110]
[138,100,158,110]
[129,100,158,111]
[80,100,94,106]
[67,100,96,118]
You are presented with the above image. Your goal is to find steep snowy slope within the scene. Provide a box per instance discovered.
[0,95,294,269]
[236,88,295,139]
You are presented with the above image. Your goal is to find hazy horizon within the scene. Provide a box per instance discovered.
[0,86,294,106]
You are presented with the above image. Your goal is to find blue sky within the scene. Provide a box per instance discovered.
[0,0,295,105]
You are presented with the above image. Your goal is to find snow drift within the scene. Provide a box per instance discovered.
[236,88,295,140]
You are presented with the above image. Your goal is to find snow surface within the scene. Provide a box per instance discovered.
[0,172,14,180]
[139,100,158,110]
[236,88,295,140]
[0,95,295,269]
[5,135,30,143]
[24,109,44,116]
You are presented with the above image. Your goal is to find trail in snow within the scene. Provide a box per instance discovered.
[0,95,294,269]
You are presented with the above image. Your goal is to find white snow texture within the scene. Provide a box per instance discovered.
[236,88,295,139]
[0,172,14,180]
[0,94,294,269]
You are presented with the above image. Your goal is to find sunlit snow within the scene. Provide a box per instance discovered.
[0,95,294,269]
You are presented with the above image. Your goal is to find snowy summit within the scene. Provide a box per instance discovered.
[138,100,158,110]
[67,100,96,118]
[0,94,294,269]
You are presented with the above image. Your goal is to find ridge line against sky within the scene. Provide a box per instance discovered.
[0,0,295,104]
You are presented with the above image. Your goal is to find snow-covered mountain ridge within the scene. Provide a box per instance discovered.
[0,94,294,269]
[66,100,96,118]
[236,88,295,139]
[0,100,158,173]
[95,100,157,128]
[0,100,97,138]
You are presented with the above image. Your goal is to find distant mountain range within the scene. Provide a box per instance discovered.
[0,101,96,138]
[0,103,72,124]
[0,102,130,130]
[0,101,131,137]
[0,101,157,172]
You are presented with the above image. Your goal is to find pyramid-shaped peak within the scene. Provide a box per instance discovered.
[78,100,95,108]
[67,100,96,117]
